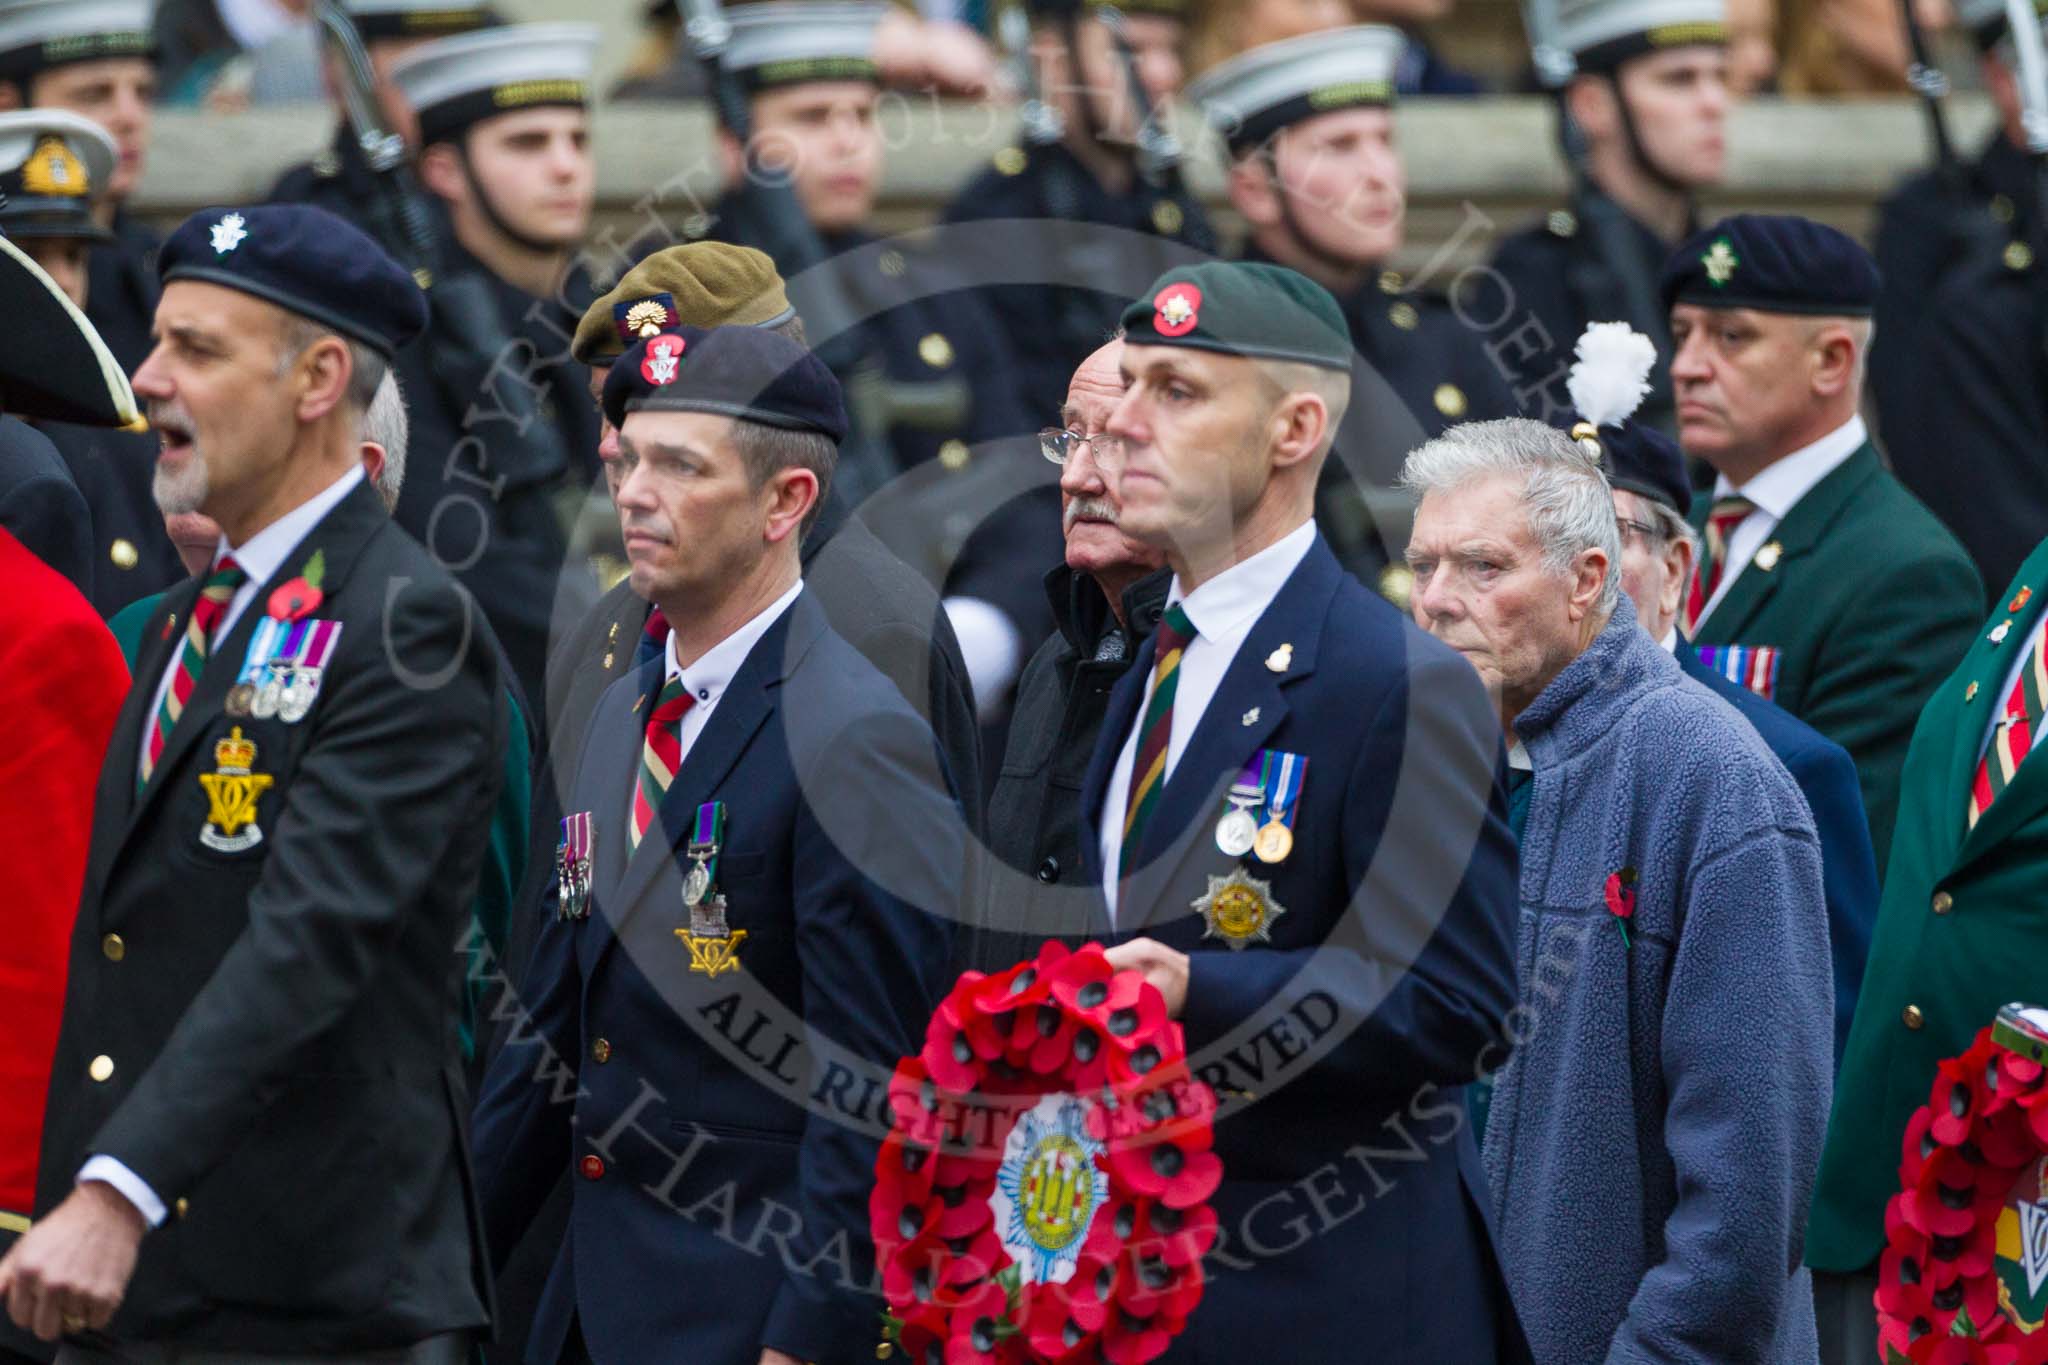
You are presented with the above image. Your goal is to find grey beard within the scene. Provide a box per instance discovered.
[152,449,209,516]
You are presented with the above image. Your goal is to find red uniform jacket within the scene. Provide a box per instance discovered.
[0,527,126,1222]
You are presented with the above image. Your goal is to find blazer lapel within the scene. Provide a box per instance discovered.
[87,584,200,882]
[1950,593,2048,874]
[1692,445,1881,644]
[1122,541,1340,923]
[608,596,815,928]
[120,483,390,841]
[1077,638,1153,885]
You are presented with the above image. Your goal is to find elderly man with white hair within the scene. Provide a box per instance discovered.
[1402,415,1833,1365]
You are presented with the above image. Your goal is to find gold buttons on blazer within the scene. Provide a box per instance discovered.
[109,539,138,570]
[590,1037,612,1064]
[1931,891,1954,916]
[174,1197,189,1220]
[88,1055,114,1082]
[1902,1004,1925,1030]
[101,934,125,961]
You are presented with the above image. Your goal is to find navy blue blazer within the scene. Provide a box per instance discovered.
[1078,535,1529,1364]
[471,590,960,1365]
[1678,642,1879,1063]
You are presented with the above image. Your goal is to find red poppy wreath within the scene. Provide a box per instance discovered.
[872,941,1222,1364]
[1877,1004,2048,1365]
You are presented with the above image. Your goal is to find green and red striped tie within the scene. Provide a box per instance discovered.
[1970,623,2047,828]
[631,675,695,851]
[1119,603,1195,878]
[1685,495,1754,636]
[140,556,245,788]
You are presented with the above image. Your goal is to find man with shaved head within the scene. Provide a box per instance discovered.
[976,337,1170,968]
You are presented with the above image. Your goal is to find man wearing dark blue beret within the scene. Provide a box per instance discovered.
[1667,212,1981,880]
[471,326,961,1365]
[0,203,508,1362]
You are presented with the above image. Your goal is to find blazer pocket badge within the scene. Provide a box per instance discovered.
[197,727,273,853]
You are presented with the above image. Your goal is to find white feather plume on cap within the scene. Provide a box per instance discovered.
[1566,322,1658,429]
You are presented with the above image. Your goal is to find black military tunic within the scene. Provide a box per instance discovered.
[1872,134,2047,596]
[84,210,160,376]
[387,239,604,710]
[266,123,378,223]
[1488,196,1684,430]
[943,142,1205,424]
[35,419,182,617]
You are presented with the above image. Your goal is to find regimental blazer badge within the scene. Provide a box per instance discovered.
[197,727,273,852]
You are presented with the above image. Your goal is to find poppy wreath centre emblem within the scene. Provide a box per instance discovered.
[1876,1004,2048,1364]
[641,333,686,385]
[872,941,1221,1364]
[1152,283,1201,339]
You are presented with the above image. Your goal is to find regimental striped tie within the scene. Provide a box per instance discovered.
[1684,495,1755,636]
[140,556,246,788]
[1118,604,1195,878]
[1970,623,2048,828]
[631,674,695,851]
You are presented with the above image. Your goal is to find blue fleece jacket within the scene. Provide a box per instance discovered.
[1482,599,1833,1365]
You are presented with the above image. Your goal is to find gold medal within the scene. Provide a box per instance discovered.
[1253,817,1293,864]
[1192,867,1285,950]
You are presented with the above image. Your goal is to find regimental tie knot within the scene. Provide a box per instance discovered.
[1703,238,1740,286]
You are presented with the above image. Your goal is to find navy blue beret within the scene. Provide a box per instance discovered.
[1559,407,1691,514]
[604,325,847,441]
[158,205,428,359]
[1661,213,1881,318]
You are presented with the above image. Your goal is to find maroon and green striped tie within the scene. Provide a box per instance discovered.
[1119,604,1195,878]
[631,675,695,851]
[140,556,246,788]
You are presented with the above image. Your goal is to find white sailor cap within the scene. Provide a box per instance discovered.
[1554,0,1726,70]
[1952,0,2048,53]
[1186,25,1405,155]
[388,22,599,145]
[0,0,151,83]
[0,108,115,239]
[723,2,887,90]
[341,0,501,43]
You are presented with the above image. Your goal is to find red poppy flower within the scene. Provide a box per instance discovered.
[1877,1240,1934,1321]
[1113,1249,1199,1319]
[927,992,993,1093]
[945,1282,1021,1365]
[894,1305,952,1365]
[1977,1103,2038,1168]
[1023,1277,1109,1363]
[890,1058,954,1148]
[1100,1304,1172,1365]
[1930,1056,1983,1147]
[1900,1108,1939,1188]
[1904,1148,1989,1238]
[932,1177,994,1240]
[872,1162,940,1254]
[1133,1199,1218,1268]
[267,576,322,622]
[1109,1129,1223,1209]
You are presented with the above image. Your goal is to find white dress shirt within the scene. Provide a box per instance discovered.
[135,465,366,787]
[1695,414,1868,630]
[1097,520,1317,915]
[94,464,367,1228]
[655,580,803,793]
[1979,612,2048,762]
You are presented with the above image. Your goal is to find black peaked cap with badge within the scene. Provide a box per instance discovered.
[1662,213,1882,317]
[158,204,428,359]
[1120,260,1352,370]
[604,325,848,440]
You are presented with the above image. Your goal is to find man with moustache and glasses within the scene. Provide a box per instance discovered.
[976,335,1169,970]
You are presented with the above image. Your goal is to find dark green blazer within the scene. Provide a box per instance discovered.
[1690,442,1983,874]
[1808,536,2048,1271]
